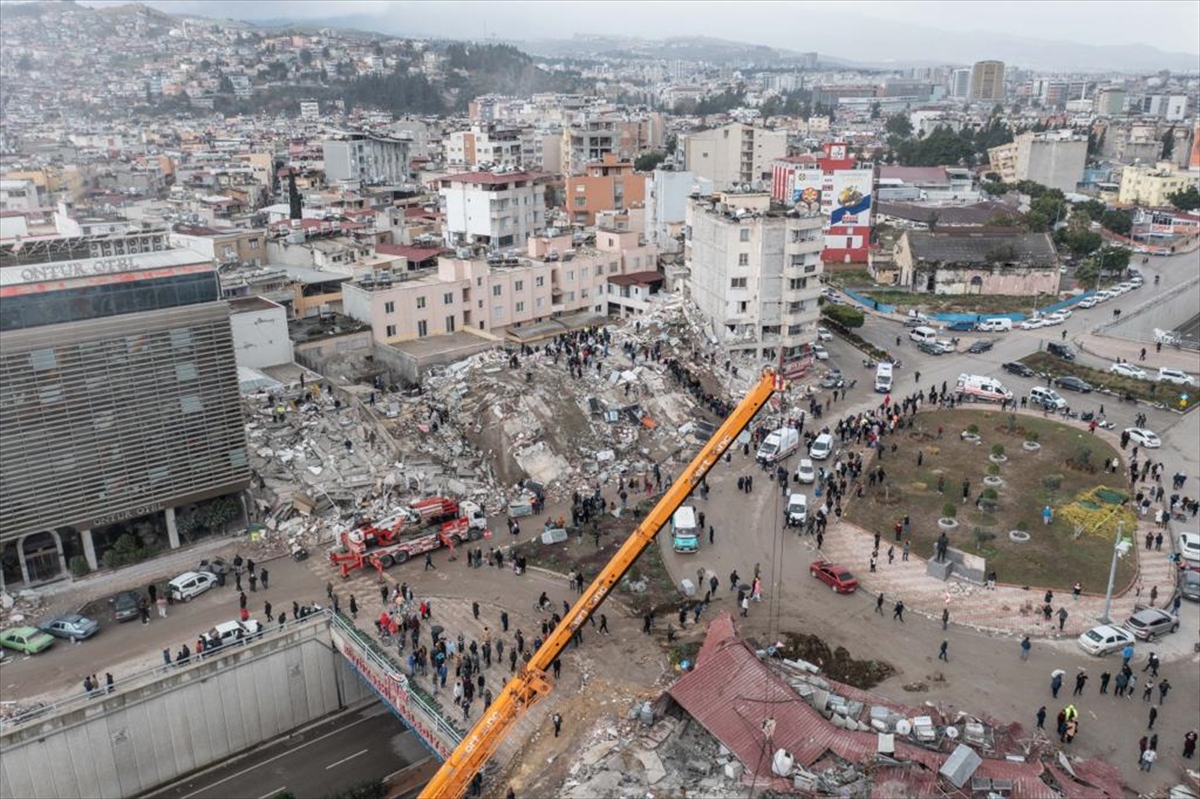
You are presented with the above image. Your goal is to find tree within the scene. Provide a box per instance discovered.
[299,48,313,66]
[870,101,881,120]
[287,172,302,221]
[1161,127,1175,160]
[634,151,667,172]
[884,113,913,138]
[1058,228,1102,258]
[1167,185,1200,212]
[1093,245,1131,277]
[1099,209,1132,237]
[821,304,865,329]
[1072,199,1106,221]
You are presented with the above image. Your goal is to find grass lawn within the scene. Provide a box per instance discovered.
[859,291,1044,315]
[1020,351,1189,409]
[844,409,1137,592]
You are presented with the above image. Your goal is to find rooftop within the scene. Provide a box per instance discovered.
[905,229,1059,267]
[439,171,548,186]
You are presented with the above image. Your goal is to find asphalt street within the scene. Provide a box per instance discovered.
[151,703,429,799]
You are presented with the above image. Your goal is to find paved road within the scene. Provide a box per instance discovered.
[153,704,429,799]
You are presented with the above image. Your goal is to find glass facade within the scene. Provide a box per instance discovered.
[0,272,219,331]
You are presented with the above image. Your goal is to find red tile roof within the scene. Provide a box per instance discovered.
[376,242,443,262]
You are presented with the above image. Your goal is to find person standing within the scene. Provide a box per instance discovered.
[552,712,562,738]
[1099,671,1111,694]
[598,613,609,634]
[1148,706,1158,730]
[349,595,358,620]
[1036,706,1047,730]
[938,639,949,662]
[1051,673,1063,699]
[740,595,749,617]
[892,599,905,622]
[1184,730,1197,759]
[156,595,168,618]
[1140,747,1157,771]
[942,608,949,630]
[264,601,273,622]
[248,570,257,592]
[1057,606,1069,631]
[875,592,885,615]
[260,569,269,590]
[105,672,114,694]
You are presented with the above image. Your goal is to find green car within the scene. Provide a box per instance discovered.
[0,626,55,655]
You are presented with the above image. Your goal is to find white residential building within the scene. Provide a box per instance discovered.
[683,123,788,191]
[438,171,548,250]
[322,132,412,186]
[685,192,824,370]
[644,169,711,253]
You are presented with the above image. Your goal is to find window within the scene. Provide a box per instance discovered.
[581,287,589,299]
[737,301,748,313]
[493,306,504,319]
[445,316,456,333]
[788,277,807,290]
[566,291,575,302]
[790,254,805,267]
[417,320,428,337]
[417,296,426,309]
[740,228,750,242]
[180,395,204,414]
[535,276,545,287]
[575,184,586,193]
[738,253,750,266]
[567,270,575,281]
[249,239,260,249]
[594,265,603,277]
[516,301,525,312]
[536,297,544,308]
[384,301,395,314]
[788,324,804,336]
[443,292,454,305]
[29,348,56,371]
[731,277,747,289]
[477,277,483,287]
[386,324,397,337]
[492,285,502,297]
[515,280,524,291]
[175,362,198,381]
[574,197,587,207]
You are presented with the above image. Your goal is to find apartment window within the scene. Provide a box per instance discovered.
[737,301,748,313]
[417,296,426,309]
[581,288,589,299]
[730,277,747,289]
[515,280,524,291]
[609,261,619,273]
[594,265,603,277]
[567,270,575,281]
[788,277,807,290]
[516,301,525,312]
[477,277,483,287]
[791,230,803,243]
[443,292,454,305]
[536,297,544,308]
[536,276,545,287]
[738,253,750,266]
[249,239,260,249]
[790,254,805,267]
[567,291,575,302]
[575,184,586,193]
[574,197,587,207]
[386,324,397,337]
[445,316,456,333]
[787,324,804,336]
[493,285,502,296]
[740,228,750,242]
[417,320,428,337]
[384,301,395,314]
[493,306,504,319]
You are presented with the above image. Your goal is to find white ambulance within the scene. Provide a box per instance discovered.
[955,373,1013,404]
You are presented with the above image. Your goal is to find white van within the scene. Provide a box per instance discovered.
[756,427,800,463]
[1029,386,1067,410]
[909,326,938,344]
[809,433,834,460]
[956,373,1013,403]
[168,571,218,602]
[671,506,699,553]
[874,362,893,393]
[786,493,808,527]
[978,318,1013,333]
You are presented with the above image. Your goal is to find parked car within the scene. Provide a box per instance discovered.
[168,571,218,602]
[816,327,833,342]
[1122,608,1179,641]
[812,344,829,361]
[1003,361,1034,377]
[1124,428,1161,449]
[1178,531,1200,563]
[112,591,141,623]
[1179,567,1200,601]
[917,340,944,356]
[38,612,100,642]
[819,373,844,389]
[1042,313,1065,326]
[1055,375,1093,393]
[1047,342,1075,360]
[201,619,265,649]
[934,340,956,355]
[0,626,55,655]
[946,320,976,332]
[795,459,816,484]
[967,340,994,354]
[1157,367,1196,386]
[1019,318,1047,330]
[809,561,859,594]
[1078,624,1135,656]
[1109,363,1147,379]
[1077,296,1098,309]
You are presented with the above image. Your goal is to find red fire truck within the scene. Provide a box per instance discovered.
[329,498,487,578]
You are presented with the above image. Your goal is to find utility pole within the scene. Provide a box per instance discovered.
[1100,520,1125,624]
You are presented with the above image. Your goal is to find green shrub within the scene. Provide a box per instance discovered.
[967,424,980,435]
[100,533,155,570]
[821,304,865,329]
[991,444,1005,458]
[1025,430,1040,442]
[1017,519,1030,531]
[68,555,91,579]
[1042,474,1063,490]
[987,464,1000,476]
[974,528,997,546]
[981,487,999,500]
[942,503,957,518]
[1074,446,1092,467]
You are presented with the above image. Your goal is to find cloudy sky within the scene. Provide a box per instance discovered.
[76,0,1200,60]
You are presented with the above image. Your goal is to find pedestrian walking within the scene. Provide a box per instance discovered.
[501,610,510,632]
[552,712,563,738]
[938,639,949,661]
[1073,671,1088,696]
[740,595,749,617]
[876,592,885,615]
[1143,680,1154,702]
[1148,706,1158,729]
[599,613,609,634]
[1020,636,1031,660]
[1184,730,1197,759]
[264,601,273,622]
[472,601,480,620]
[425,552,435,570]
[139,598,150,625]
[260,569,268,590]
[892,599,905,622]
[1051,673,1063,698]
[1159,679,1171,703]
[729,570,739,591]
[239,591,247,610]
[1140,748,1157,771]
[942,607,949,630]
[349,595,358,619]
[381,583,389,605]
[156,596,168,618]
[1036,706,1046,730]
[1057,606,1069,631]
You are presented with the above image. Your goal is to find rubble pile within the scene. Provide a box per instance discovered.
[559,710,746,799]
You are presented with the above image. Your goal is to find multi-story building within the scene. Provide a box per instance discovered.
[299,99,320,120]
[1118,161,1199,207]
[561,119,618,175]
[970,60,1005,102]
[770,143,876,264]
[565,155,647,226]
[685,191,825,372]
[438,170,549,250]
[170,225,267,267]
[341,229,657,341]
[683,123,788,192]
[445,126,524,171]
[645,169,708,252]
[1094,87,1127,116]
[0,179,39,212]
[1143,95,1189,122]
[322,132,412,187]
[949,68,972,99]
[0,232,248,588]
[987,130,1087,193]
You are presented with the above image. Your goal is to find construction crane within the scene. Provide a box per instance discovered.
[420,369,782,798]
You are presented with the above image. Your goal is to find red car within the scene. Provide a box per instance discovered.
[809,560,859,594]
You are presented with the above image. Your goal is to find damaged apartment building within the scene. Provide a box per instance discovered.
[685,190,825,375]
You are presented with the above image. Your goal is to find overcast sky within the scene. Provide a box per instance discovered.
[76,0,1200,58]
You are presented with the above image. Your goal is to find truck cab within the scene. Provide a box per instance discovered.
[671,506,699,553]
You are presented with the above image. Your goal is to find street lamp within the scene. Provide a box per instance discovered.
[1099,520,1130,624]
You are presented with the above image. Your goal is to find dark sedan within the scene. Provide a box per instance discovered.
[1055,375,1093,393]
[967,340,994,354]
[1003,362,1034,377]
[917,340,943,355]
[112,591,141,623]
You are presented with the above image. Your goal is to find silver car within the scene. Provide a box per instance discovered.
[1122,608,1179,641]
[38,612,100,642]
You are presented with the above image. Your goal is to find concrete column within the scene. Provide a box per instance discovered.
[53,531,67,576]
[165,507,180,549]
[15,535,30,585]
[81,529,99,572]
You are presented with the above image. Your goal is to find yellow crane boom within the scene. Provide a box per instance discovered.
[420,370,781,798]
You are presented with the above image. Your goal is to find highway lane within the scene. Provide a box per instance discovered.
[152,703,430,799]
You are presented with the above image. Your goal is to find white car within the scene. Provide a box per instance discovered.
[934,340,956,354]
[202,619,265,648]
[1109,363,1147,379]
[1077,296,1098,309]
[812,344,829,360]
[1078,624,1136,656]
[1118,282,1135,292]
[1179,531,1200,564]
[1157,367,1196,386]
[796,458,816,484]
[1042,314,1065,326]
[1129,275,1144,287]
[1096,290,1115,301]
[1019,318,1046,330]
[168,571,218,602]
[816,327,833,342]
[1124,428,1161,448]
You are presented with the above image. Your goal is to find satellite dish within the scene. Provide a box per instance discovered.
[896,720,912,735]
[946,726,959,739]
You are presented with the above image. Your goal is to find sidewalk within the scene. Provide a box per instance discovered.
[1074,330,1200,377]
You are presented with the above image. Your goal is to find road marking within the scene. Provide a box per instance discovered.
[258,788,286,799]
[178,713,377,799]
[325,748,368,770]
